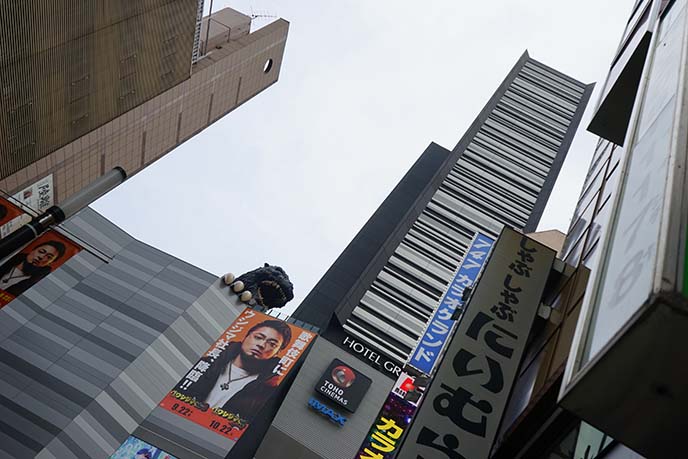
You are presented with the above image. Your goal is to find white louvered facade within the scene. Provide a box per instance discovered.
[344,58,591,363]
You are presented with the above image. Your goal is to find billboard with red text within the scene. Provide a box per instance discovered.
[159,308,316,442]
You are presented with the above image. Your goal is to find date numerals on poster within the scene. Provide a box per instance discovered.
[170,403,193,417]
[209,420,235,434]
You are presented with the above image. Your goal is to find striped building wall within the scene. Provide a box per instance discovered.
[0,208,244,459]
[341,53,593,364]
[295,51,594,369]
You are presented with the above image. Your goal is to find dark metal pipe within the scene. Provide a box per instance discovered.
[0,167,126,261]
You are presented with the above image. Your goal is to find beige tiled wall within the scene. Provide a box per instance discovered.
[0,19,289,205]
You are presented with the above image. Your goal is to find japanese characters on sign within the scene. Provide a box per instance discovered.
[397,228,555,459]
[356,389,417,459]
[12,174,54,214]
[159,308,316,442]
[0,195,27,238]
[409,233,495,375]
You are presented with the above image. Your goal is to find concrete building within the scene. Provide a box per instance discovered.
[0,5,288,212]
[393,1,688,458]
[255,53,593,459]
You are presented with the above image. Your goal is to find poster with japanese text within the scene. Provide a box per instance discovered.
[159,308,317,441]
[0,230,82,308]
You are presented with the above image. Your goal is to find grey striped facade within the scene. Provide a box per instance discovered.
[0,208,245,459]
[295,52,593,368]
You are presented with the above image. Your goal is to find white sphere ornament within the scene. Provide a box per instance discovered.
[223,273,235,285]
[240,291,253,302]
[231,281,245,293]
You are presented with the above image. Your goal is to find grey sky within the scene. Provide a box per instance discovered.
[93,0,632,315]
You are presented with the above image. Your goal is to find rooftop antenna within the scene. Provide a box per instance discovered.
[249,6,277,25]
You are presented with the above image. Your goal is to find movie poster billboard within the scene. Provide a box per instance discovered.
[110,436,177,459]
[0,230,82,308]
[159,307,316,442]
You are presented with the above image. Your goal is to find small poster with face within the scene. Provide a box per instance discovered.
[159,308,317,442]
[0,230,81,308]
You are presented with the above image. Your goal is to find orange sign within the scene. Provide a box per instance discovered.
[0,230,82,307]
[159,308,316,441]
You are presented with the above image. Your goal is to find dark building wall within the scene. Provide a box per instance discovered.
[0,207,246,458]
[0,0,199,179]
[293,142,453,330]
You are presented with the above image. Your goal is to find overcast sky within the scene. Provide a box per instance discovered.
[93,0,632,315]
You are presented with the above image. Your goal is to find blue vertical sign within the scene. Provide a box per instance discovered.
[408,232,495,375]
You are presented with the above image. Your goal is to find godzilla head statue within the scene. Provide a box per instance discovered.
[229,263,294,309]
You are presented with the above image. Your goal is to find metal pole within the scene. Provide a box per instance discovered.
[0,167,126,260]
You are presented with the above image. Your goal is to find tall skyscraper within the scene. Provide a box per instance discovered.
[0,5,288,210]
[294,51,593,369]
[254,52,593,459]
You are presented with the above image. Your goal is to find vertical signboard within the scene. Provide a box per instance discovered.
[397,228,555,459]
[0,230,81,308]
[0,175,54,238]
[158,308,316,442]
[409,233,495,375]
[356,370,426,459]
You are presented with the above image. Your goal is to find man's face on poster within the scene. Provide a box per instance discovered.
[241,326,283,361]
[26,245,59,267]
